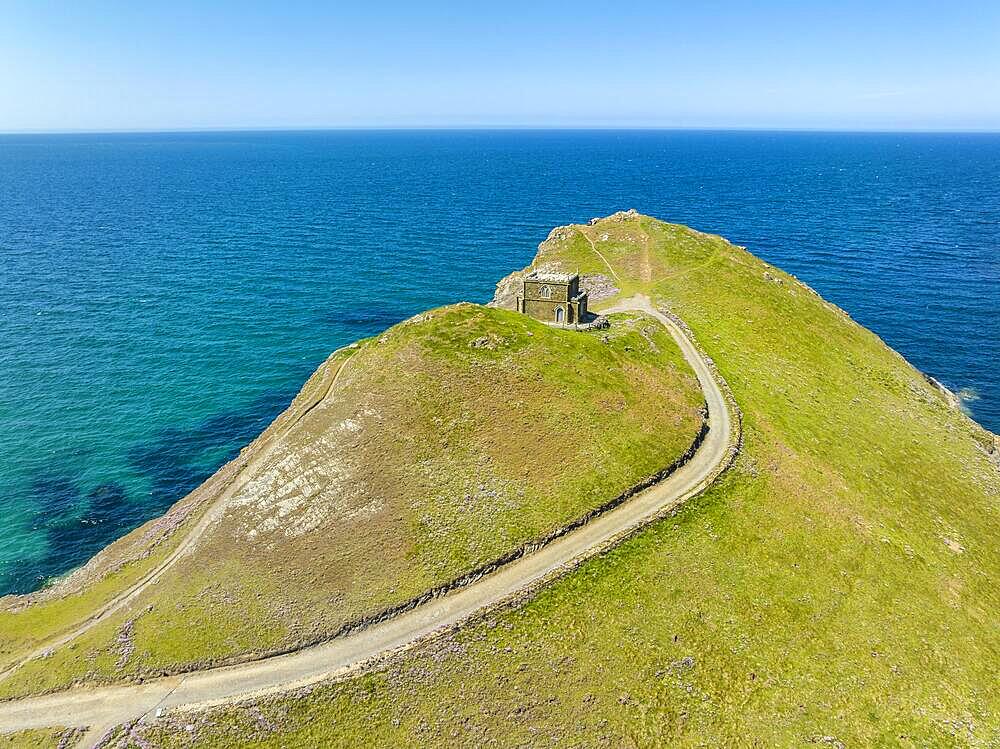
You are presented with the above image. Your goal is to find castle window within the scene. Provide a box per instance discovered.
[540,285,552,299]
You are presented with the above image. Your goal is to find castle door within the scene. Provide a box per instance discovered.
[555,307,564,323]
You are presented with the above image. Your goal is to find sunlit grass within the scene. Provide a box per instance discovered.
[1,302,704,698]
[138,213,1000,747]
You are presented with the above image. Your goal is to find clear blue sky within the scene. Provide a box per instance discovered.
[2,0,998,132]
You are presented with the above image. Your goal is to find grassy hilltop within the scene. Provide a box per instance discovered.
[130,212,1000,747]
[0,302,704,696]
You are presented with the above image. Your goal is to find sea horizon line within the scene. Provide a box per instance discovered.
[2,125,1000,137]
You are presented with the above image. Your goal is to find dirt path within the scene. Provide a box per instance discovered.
[0,300,735,746]
[578,223,652,285]
[0,353,355,683]
[578,228,622,284]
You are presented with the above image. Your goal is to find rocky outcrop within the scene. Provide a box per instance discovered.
[579,273,619,304]
[591,208,639,224]
[488,266,526,310]
[923,373,964,411]
[489,261,563,310]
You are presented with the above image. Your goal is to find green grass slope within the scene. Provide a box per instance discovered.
[136,212,1000,748]
[0,303,704,697]
[0,728,78,749]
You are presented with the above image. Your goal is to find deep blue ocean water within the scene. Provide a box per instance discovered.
[1,130,997,595]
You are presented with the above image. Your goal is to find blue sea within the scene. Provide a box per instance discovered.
[1,130,998,595]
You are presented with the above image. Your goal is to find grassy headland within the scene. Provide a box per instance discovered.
[0,302,704,697]
[134,212,1000,747]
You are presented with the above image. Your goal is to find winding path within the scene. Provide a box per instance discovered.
[0,297,735,746]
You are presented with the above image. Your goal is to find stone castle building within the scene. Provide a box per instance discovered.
[516,271,589,325]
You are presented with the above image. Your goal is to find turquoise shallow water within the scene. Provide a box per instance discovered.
[1,130,998,595]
